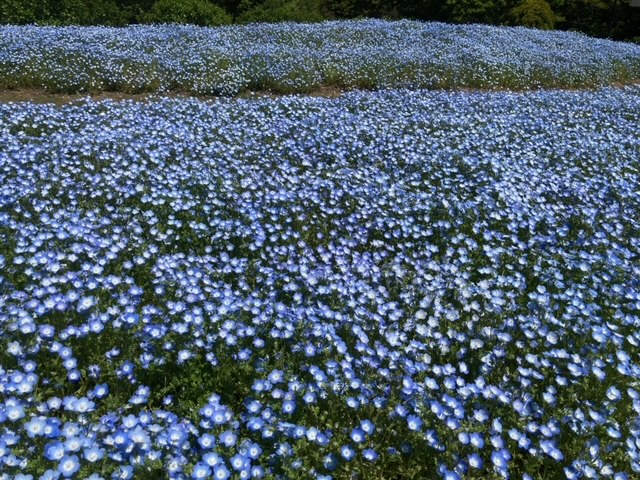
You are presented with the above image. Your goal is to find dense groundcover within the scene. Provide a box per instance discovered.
[1,86,640,479]
[1,20,640,94]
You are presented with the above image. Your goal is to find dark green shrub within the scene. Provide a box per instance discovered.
[445,0,507,24]
[0,0,127,25]
[0,0,47,24]
[237,0,324,23]
[146,0,232,25]
[57,0,127,25]
[511,0,556,30]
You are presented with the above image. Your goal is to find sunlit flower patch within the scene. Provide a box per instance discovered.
[0,20,639,95]
[1,86,640,479]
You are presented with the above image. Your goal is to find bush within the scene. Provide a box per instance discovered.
[445,0,506,24]
[146,0,232,25]
[56,0,128,25]
[0,0,127,25]
[511,0,556,30]
[0,0,47,24]
[237,0,324,23]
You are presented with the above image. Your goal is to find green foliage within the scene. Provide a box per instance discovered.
[237,0,324,23]
[146,0,232,25]
[323,0,394,18]
[61,0,128,25]
[511,0,556,29]
[445,0,508,23]
[0,0,49,24]
[0,0,128,25]
[1,0,640,40]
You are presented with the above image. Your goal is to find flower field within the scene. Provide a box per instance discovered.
[0,20,639,95]
[1,83,640,479]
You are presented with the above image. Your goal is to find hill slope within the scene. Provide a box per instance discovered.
[0,20,639,95]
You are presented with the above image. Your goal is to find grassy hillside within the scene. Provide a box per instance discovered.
[0,20,639,95]
[1,85,640,478]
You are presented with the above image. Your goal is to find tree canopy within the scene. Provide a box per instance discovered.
[0,0,638,41]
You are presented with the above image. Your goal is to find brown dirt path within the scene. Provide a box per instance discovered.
[0,82,637,105]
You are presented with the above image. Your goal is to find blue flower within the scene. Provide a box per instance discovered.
[6,403,25,422]
[350,427,365,443]
[362,449,378,461]
[213,464,231,480]
[340,445,355,461]
[230,453,249,471]
[360,419,375,435]
[198,434,216,450]
[246,442,262,460]
[57,455,80,478]
[323,453,339,470]
[83,446,105,463]
[469,453,483,469]
[191,463,211,479]
[45,442,66,462]
[24,416,47,437]
[219,430,237,448]
[282,400,296,415]
[407,415,423,432]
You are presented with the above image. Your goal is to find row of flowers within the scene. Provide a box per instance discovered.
[0,20,639,95]
[1,86,640,478]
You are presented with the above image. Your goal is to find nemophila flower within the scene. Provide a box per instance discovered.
[360,419,375,435]
[350,428,365,443]
[6,403,25,422]
[113,466,134,479]
[198,434,216,450]
[469,453,483,469]
[443,469,460,480]
[246,442,262,459]
[74,397,95,413]
[491,449,511,470]
[363,449,378,461]
[57,455,80,478]
[282,400,296,414]
[250,466,264,478]
[219,430,237,448]
[213,408,229,425]
[323,453,339,471]
[83,446,105,463]
[213,464,231,480]
[90,384,109,399]
[407,415,423,432]
[346,397,359,409]
[77,296,95,311]
[64,436,84,453]
[39,471,61,480]
[24,416,47,437]
[192,463,211,479]
[129,386,150,405]
[268,370,284,384]
[45,441,66,461]
[340,445,355,461]
[230,454,249,471]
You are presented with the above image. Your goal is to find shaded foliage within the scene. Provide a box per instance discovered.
[511,0,557,29]
[145,0,232,25]
[0,0,638,40]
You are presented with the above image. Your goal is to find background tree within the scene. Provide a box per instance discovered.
[0,0,638,40]
[511,0,557,29]
[445,0,508,23]
[145,0,231,25]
